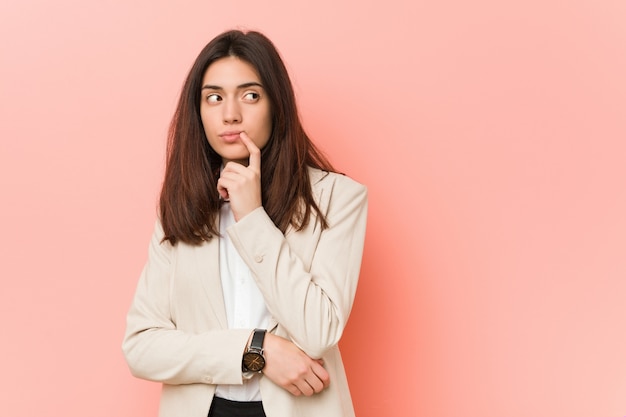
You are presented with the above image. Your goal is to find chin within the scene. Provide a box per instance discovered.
[220,153,250,164]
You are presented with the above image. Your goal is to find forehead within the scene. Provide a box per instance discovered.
[202,56,262,86]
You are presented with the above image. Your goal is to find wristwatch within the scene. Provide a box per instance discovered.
[242,329,266,372]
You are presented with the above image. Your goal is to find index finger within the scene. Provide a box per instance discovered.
[239,131,261,173]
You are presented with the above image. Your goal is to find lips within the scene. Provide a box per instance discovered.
[219,131,242,143]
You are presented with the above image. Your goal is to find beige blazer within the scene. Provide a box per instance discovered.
[123,168,368,417]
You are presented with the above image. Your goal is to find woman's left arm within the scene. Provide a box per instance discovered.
[227,175,368,358]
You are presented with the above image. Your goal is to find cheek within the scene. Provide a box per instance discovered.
[262,106,273,134]
[252,121,272,149]
[200,111,217,134]
[199,110,208,128]
[261,115,273,143]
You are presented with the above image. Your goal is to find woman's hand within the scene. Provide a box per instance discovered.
[217,132,262,221]
[261,333,330,397]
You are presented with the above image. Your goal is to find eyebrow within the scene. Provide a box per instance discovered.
[201,82,264,91]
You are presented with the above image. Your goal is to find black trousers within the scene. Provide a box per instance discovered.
[208,396,267,417]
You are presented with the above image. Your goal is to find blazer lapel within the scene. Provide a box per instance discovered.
[192,230,228,329]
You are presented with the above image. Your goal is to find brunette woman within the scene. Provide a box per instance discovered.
[123,29,367,417]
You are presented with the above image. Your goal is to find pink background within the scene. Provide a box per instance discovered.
[1,0,625,415]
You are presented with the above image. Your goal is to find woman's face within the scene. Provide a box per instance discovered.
[200,56,272,165]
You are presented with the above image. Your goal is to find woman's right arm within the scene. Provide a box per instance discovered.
[122,221,251,386]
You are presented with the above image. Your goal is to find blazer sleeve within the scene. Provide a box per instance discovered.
[122,221,251,386]
[227,174,368,358]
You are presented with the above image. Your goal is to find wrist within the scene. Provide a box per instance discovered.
[242,329,266,373]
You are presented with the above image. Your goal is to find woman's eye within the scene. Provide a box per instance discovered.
[243,92,259,101]
[206,94,221,103]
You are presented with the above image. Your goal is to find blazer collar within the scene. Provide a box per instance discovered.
[308,167,329,186]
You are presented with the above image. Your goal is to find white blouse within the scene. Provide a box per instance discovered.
[214,201,271,401]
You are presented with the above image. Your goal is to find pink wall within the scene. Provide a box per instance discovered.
[1,1,625,415]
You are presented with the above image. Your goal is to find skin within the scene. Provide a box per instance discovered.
[200,58,330,396]
[200,56,272,168]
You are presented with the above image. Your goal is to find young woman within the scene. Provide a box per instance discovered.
[123,29,368,417]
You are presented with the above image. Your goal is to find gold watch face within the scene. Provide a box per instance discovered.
[243,352,265,372]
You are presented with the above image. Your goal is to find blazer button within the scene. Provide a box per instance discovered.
[204,376,213,383]
[254,255,264,263]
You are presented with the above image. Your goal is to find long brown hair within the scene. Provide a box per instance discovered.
[159,30,335,245]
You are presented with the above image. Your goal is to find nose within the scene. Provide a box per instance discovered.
[222,98,241,124]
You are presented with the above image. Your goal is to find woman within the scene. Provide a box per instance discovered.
[123,29,368,417]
